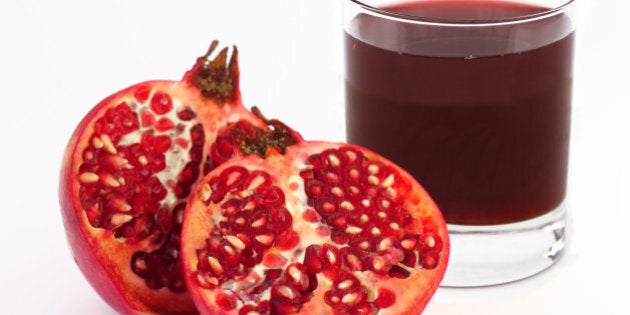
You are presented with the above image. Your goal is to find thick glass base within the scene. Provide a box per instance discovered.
[440,203,567,287]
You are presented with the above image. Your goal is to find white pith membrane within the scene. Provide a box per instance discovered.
[119,94,199,208]
[193,147,442,313]
[79,91,199,233]
[77,88,205,292]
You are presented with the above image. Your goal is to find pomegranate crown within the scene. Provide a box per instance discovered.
[230,106,302,159]
[186,40,240,104]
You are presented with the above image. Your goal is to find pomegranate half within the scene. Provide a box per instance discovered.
[181,113,449,314]
[59,42,265,314]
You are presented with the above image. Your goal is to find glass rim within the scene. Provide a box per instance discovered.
[347,0,576,25]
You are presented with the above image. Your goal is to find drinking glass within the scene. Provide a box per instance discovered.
[342,0,576,286]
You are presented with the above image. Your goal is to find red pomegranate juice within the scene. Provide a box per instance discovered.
[345,0,574,225]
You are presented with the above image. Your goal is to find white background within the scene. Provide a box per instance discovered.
[1,0,628,314]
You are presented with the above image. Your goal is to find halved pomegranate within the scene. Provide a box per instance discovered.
[59,41,266,314]
[181,112,449,314]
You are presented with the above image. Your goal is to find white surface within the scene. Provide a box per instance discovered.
[0,0,628,314]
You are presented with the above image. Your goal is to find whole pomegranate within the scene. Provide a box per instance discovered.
[181,110,449,314]
[59,41,266,314]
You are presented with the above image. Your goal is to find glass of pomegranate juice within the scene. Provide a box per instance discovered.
[343,0,576,286]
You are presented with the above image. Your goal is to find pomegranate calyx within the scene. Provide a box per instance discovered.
[186,40,239,104]
[230,106,301,158]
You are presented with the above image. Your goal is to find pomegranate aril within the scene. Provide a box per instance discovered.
[270,300,302,315]
[339,147,363,164]
[253,233,275,248]
[220,198,242,217]
[218,165,249,192]
[155,117,175,132]
[307,273,319,292]
[217,243,239,265]
[349,236,374,252]
[134,85,151,103]
[399,234,419,251]
[373,288,396,309]
[275,229,300,250]
[271,283,302,302]
[194,270,219,289]
[301,209,321,222]
[331,230,349,245]
[174,137,189,149]
[238,305,257,315]
[388,265,411,279]
[176,106,196,121]
[228,212,249,231]
[248,208,271,231]
[320,149,343,169]
[79,171,100,185]
[304,179,325,199]
[367,255,393,275]
[303,245,323,273]
[175,163,200,198]
[116,214,156,240]
[224,235,247,251]
[131,252,151,278]
[285,263,310,292]
[138,131,154,148]
[314,198,337,214]
[402,252,418,268]
[420,233,443,252]
[150,91,173,115]
[256,186,286,207]
[106,197,132,213]
[320,244,341,270]
[263,268,282,281]
[340,247,366,271]
[269,206,292,231]
[141,110,156,127]
[108,213,133,228]
[177,161,200,186]
[153,135,172,153]
[352,303,376,315]
[82,147,99,165]
[325,291,363,312]
[190,123,205,145]
[420,252,439,269]
[139,150,166,173]
[215,291,238,311]
[211,137,236,165]
[189,145,203,163]
[256,301,272,314]
[240,247,263,267]
[168,276,187,294]
[242,170,271,190]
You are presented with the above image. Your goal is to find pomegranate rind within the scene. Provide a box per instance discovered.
[181,142,449,315]
[59,80,263,314]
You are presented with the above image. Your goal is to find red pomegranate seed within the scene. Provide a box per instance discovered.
[176,106,196,121]
[141,110,156,127]
[155,117,175,132]
[373,288,396,309]
[262,252,288,268]
[275,229,300,250]
[150,91,173,115]
[134,85,151,103]
[174,138,189,149]
[153,135,172,153]
[215,291,237,311]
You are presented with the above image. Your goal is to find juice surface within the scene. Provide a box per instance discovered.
[345,0,574,225]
